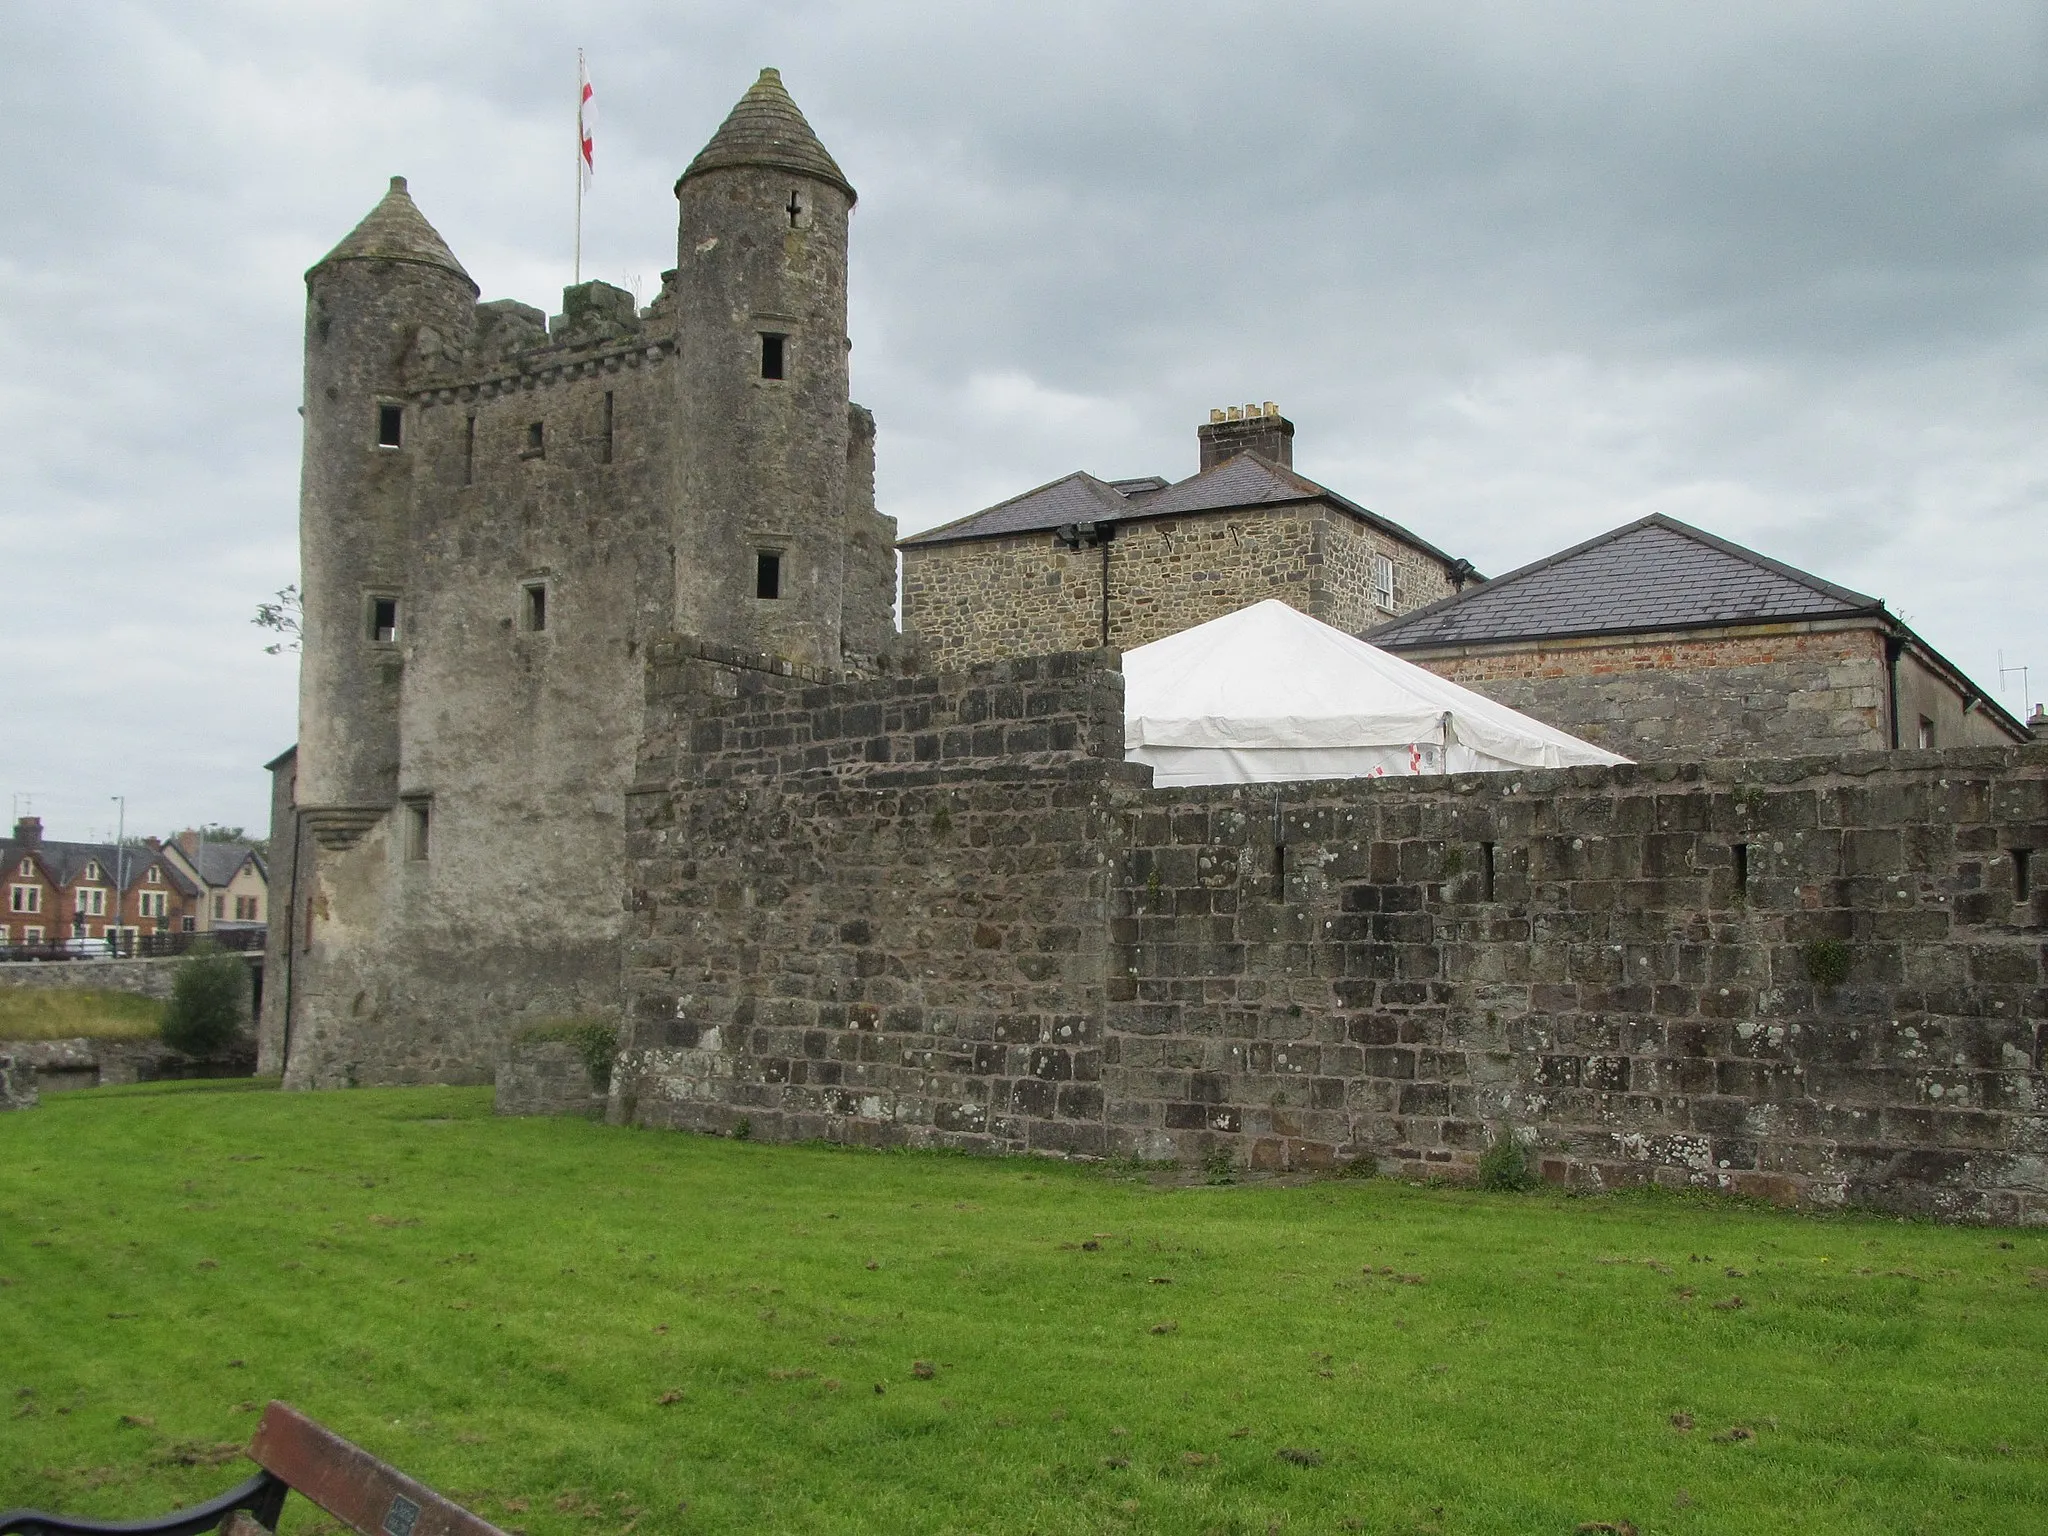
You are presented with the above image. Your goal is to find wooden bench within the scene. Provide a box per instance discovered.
[0,1402,506,1536]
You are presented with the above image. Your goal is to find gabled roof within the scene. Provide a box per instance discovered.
[185,842,261,888]
[1366,513,1882,651]
[679,68,856,203]
[899,452,1468,569]
[0,839,196,895]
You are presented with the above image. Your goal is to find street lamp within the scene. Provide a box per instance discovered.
[111,795,127,957]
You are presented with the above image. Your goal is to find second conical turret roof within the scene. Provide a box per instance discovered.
[678,68,856,203]
[309,176,476,287]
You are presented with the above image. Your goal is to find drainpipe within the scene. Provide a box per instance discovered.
[1055,520,1118,648]
[1884,634,1906,750]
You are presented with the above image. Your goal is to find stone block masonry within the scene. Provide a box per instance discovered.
[619,649,2048,1224]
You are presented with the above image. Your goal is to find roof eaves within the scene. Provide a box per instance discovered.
[1371,607,1889,652]
[896,471,1127,548]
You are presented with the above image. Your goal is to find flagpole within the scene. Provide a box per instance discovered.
[574,48,584,285]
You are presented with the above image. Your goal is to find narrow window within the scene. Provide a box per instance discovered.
[1733,842,1749,896]
[376,403,403,448]
[523,581,548,632]
[2015,848,2032,902]
[524,421,545,458]
[369,597,399,644]
[1272,842,1288,901]
[760,333,786,380]
[404,800,431,862]
[1372,553,1396,611]
[1917,715,1935,750]
[786,189,803,228]
[1481,842,1497,902]
[599,390,616,464]
[213,894,225,920]
[462,414,476,484]
[756,550,782,600]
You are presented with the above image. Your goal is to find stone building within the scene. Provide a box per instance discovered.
[264,70,899,1086]
[1365,513,2027,761]
[898,404,1479,670]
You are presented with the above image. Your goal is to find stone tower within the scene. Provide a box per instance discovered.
[671,68,858,670]
[268,74,898,1088]
[296,178,478,845]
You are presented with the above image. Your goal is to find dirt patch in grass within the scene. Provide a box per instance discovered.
[0,987,162,1041]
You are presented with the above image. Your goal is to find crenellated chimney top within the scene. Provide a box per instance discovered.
[1197,401,1293,472]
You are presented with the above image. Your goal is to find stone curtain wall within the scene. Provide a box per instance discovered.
[620,646,2048,1222]
[1110,752,2048,1223]
[615,644,1137,1150]
[1404,627,1894,761]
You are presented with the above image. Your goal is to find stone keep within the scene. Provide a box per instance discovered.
[274,71,898,1086]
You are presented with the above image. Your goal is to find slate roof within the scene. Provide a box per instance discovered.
[899,452,1467,568]
[311,176,475,288]
[679,68,856,203]
[0,839,198,896]
[1365,514,1883,650]
[186,842,262,888]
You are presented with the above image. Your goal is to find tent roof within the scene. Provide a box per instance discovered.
[1123,600,1627,770]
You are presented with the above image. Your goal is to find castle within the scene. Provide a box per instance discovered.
[265,71,898,1086]
[263,72,2048,1221]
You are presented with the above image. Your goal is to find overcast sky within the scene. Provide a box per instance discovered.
[7,2,2048,840]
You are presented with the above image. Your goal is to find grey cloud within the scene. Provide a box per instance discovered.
[5,1,2048,839]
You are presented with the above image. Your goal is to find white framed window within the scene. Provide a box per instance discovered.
[83,861,102,881]
[16,858,31,877]
[76,887,106,917]
[9,885,38,914]
[181,916,195,933]
[22,926,42,945]
[1372,554,1397,612]
[235,895,261,921]
[145,866,162,885]
[138,891,168,919]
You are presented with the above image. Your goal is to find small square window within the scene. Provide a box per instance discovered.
[523,581,548,632]
[377,403,404,447]
[760,333,786,380]
[756,550,782,600]
[369,597,399,644]
[404,800,431,862]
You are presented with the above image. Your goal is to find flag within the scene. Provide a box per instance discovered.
[578,52,596,190]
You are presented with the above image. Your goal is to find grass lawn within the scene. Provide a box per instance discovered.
[2,1085,2045,1535]
[0,987,161,1041]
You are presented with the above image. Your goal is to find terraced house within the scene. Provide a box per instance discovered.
[1,817,199,947]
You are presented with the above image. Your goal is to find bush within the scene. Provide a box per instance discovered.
[159,946,248,1056]
[516,1016,620,1093]
[1476,1130,1538,1192]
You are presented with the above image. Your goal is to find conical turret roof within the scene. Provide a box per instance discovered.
[678,68,856,203]
[309,176,476,288]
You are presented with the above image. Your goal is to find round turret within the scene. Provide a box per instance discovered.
[298,177,479,826]
[670,70,856,669]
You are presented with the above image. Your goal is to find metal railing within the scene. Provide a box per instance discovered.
[0,928,265,964]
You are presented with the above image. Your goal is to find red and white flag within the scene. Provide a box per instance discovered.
[578,52,596,190]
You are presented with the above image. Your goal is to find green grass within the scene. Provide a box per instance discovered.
[2,1085,2045,1536]
[0,987,162,1040]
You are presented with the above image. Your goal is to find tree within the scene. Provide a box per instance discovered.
[253,584,301,655]
[160,944,248,1056]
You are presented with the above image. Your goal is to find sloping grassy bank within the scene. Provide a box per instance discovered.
[1,1082,2044,1535]
[0,986,161,1040]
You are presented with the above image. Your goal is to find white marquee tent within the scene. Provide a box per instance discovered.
[1123,599,1629,786]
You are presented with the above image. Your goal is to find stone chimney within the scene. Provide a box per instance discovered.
[1197,401,1294,472]
[2029,703,2047,738]
[12,816,40,847]
[177,829,201,856]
